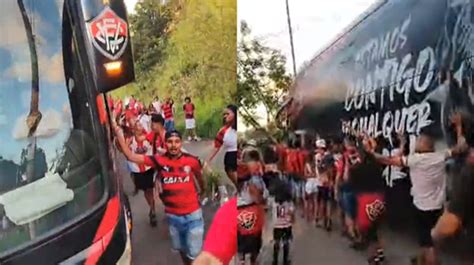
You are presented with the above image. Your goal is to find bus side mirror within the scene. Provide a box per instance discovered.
[83,1,135,93]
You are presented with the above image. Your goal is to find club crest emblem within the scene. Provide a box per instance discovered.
[238,210,256,230]
[365,199,385,221]
[183,166,191,174]
[88,6,128,60]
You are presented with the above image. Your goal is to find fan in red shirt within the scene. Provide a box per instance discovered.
[207,105,238,185]
[285,146,301,202]
[162,97,175,132]
[236,149,266,265]
[183,97,199,142]
[193,198,238,265]
[114,126,205,265]
[146,114,167,155]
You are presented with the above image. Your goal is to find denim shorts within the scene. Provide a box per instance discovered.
[166,208,204,260]
[340,188,356,219]
[164,119,175,132]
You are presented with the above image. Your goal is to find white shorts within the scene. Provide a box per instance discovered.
[185,118,196,129]
[305,178,319,195]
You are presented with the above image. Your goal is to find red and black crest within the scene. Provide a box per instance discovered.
[365,199,385,221]
[88,6,128,60]
[238,210,257,231]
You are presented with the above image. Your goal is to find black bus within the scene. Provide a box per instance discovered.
[281,0,473,230]
[0,0,135,264]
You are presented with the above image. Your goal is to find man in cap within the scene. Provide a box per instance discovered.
[114,126,205,265]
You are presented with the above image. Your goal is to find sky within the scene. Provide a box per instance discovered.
[124,0,139,13]
[237,0,378,130]
[238,0,378,73]
[1,0,72,166]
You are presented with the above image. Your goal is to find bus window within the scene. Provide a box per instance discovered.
[0,0,105,256]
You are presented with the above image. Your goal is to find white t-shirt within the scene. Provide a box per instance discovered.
[138,114,151,133]
[403,152,447,211]
[272,201,294,228]
[152,100,162,114]
[223,128,237,152]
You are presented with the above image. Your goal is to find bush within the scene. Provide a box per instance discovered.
[174,97,225,139]
[204,171,222,196]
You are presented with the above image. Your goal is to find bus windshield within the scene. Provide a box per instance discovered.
[0,0,105,256]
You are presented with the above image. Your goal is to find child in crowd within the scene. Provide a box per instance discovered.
[272,181,295,265]
[237,149,267,265]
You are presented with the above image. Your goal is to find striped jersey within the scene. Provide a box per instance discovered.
[127,136,152,173]
[272,201,294,228]
[162,103,173,120]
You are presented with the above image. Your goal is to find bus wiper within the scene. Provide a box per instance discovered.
[18,0,42,239]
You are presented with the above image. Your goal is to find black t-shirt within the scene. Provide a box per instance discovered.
[349,151,385,193]
[448,163,474,225]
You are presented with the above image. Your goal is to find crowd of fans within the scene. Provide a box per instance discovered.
[233,111,474,265]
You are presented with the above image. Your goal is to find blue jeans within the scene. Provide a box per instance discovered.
[164,119,175,132]
[340,185,356,219]
[166,209,204,259]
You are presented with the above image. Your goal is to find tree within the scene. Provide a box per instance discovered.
[129,0,174,77]
[237,21,292,130]
[115,0,236,138]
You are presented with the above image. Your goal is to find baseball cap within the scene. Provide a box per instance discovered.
[165,130,182,140]
[315,139,327,149]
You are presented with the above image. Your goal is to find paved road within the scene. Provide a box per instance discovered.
[257,210,473,265]
[121,141,473,265]
[121,140,232,265]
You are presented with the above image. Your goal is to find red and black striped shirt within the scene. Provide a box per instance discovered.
[162,103,173,120]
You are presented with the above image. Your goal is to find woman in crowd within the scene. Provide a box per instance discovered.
[207,105,238,185]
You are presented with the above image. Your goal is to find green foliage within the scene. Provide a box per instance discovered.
[129,0,174,76]
[237,21,292,130]
[204,171,222,196]
[114,0,236,139]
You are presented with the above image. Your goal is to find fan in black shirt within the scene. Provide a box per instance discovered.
[349,151,385,194]
[348,136,387,264]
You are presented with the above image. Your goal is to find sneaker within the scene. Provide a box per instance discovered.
[368,256,382,265]
[376,248,385,262]
[149,211,157,227]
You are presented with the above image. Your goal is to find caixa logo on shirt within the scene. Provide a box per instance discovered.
[162,176,190,184]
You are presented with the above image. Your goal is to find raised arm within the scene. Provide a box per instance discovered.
[113,126,146,165]
[362,134,405,167]
[448,113,468,157]
[207,147,220,164]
